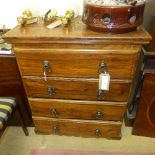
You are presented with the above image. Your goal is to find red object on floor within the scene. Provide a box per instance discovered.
[29,149,155,155]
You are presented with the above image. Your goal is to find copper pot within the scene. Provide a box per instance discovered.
[82,3,145,33]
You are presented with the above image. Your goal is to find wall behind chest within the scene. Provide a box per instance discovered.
[0,0,155,31]
[0,0,83,29]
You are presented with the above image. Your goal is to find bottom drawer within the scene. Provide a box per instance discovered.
[33,117,122,139]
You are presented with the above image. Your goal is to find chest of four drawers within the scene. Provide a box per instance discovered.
[4,19,151,139]
[14,44,140,138]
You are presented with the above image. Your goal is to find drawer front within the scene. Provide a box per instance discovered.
[15,47,139,79]
[24,77,131,101]
[29,98,126,121]
[33,117,121,139]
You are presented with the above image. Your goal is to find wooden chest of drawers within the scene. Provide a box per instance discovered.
[3,17,151,139]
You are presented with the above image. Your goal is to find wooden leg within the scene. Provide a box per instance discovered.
[0,129,4,138]
[0,123,7,138]
[16,105,29,136]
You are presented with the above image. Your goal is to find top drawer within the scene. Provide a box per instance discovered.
[14,45,140,79]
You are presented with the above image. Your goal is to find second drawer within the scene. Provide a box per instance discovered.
[29,98,126,121]
[24,77,131,101]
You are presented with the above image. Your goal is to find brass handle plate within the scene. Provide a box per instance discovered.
[43,60,51,73]
[96,111,103,119]
[99,61,108,74]
[51,108,58,117]
[52,126,59,134]
[95,129,102,137]
[97,90,104,100]
[47,86,56,96]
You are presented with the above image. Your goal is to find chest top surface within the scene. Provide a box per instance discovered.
[3,17,151,45]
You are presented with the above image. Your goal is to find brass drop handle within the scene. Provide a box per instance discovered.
[95,129,102,137]
[47,86,56,96]
[43,60,50,70]
[99,61,108,74]
[96,111,103,119]
[52,126,59,134]
[51,108,58,117]
[97,90,104,100]
[98,61,109,99]
[43,60,51,81]
[43,60,51,74]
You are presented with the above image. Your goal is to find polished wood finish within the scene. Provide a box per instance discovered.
[29,98,126,121]
[33,117,121,139]
[3,17,151,138]
[0,54,32,126]
[14,45,139,79]
[23,77,131,101]
[3,18,151,45]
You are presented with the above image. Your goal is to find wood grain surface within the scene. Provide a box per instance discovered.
[33,117,121,139]
[3,17,151,138]
[14,45,140,79]
[29,98,126,121]
[23,77,131,102]
[3,17,151,44]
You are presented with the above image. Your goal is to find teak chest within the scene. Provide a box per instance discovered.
[4,17,151,139]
